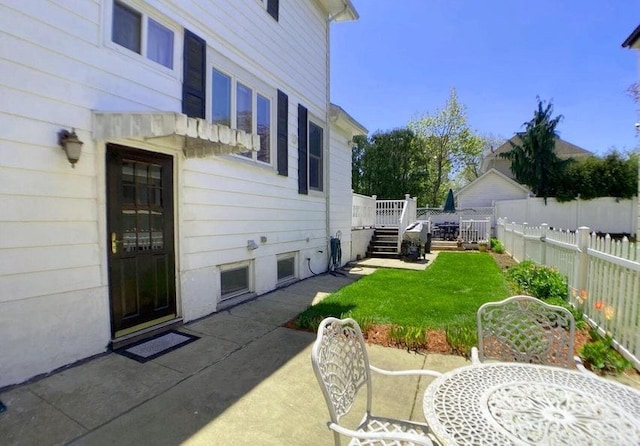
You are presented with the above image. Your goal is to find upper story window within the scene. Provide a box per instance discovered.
[212,69,231,127]
[257,94,271,163]
[309,121,323,191]
[111,1,174,69]
[236,83,253,135]
[211,66,273,165]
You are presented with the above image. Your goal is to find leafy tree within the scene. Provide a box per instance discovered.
[556,150,638,201]
[351,134,368,194]
[456,133,505,185]
[352,129,430,203]
[500,98,571,202]
[408,88,482,207]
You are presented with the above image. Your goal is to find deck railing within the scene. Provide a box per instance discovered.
[352,193,376,228]
[459,218,491,243]
[497,218,640,370]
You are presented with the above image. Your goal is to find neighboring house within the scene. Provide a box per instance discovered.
[455,168,532,209]
[0,0,364,388]
[481,134,593,180]
[622,23,640,240]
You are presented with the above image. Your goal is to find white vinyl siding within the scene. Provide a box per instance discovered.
[0,0,332,388]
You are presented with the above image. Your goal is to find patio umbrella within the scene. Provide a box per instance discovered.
[443,188,456,213]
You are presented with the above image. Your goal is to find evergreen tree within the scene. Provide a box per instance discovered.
[500,98,570,202]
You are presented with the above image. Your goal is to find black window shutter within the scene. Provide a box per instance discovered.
[297,104,308,195]
[277,90,288,176]
[267,0,279,21]
[182,30,206,119]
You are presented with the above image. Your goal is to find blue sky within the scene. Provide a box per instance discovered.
[330,1,640,155]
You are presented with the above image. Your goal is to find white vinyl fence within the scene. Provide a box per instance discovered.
[495,196,637,236]
[497,219,640,370]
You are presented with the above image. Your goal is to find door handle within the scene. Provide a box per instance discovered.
[111,232,121,254]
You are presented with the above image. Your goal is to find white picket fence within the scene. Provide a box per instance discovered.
[497,219,640,370]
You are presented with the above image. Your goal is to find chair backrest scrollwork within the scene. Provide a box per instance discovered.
[477,295,576,368]
[311,317,372,424]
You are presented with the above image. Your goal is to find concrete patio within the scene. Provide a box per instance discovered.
[2,258,638,445]
[0,260,469,446]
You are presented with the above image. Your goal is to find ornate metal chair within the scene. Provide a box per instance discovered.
[471,295,586,370]
[311,317,442,446]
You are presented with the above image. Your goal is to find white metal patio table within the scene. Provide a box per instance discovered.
[423,362,640,445]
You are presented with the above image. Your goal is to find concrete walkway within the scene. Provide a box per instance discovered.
[2,258,638,445]
[0,263,468,446]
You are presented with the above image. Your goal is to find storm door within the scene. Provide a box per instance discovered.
[106,144,176,337]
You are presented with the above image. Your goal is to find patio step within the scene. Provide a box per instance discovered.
[431,240,463,251]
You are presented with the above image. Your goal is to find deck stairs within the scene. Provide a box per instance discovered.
[367,227,400,258]
[367,229,468,258]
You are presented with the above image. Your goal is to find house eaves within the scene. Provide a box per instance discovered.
[622,24,640,49]
[330,103,368,136]
[317,0,358,21]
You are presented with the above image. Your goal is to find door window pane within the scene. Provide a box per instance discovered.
[147,18,173,68]
[150,211,164,250]
[112,1,141,53]
[257,94,270,163]
[122,162,135,204]
[122,210,137,252]
[135,163,149,205]
[212,69,231,127]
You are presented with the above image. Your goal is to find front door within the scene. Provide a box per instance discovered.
[106,144,176,337]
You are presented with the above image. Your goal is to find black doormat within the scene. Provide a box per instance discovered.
[114,330,199,363]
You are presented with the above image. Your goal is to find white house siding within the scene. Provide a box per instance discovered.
[0,0,343,388]
[328,124,353,267]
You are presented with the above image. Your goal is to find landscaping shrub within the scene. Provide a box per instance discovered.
[505,260,568,300]
[545,296,587,330]
[579,330,631,375]
[490,238,505,254]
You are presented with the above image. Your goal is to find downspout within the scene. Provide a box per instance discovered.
[325,2,350,267]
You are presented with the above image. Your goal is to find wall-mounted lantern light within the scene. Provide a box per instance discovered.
[58,129,84,167]
[247,240,259,250]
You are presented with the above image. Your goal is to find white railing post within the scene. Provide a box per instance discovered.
[576,226,590,294]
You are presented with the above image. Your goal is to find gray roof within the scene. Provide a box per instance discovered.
[489,134,593,158]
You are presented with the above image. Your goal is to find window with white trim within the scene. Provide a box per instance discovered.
[277,253,297,283]
[309,121,324,191]
[111,1,175,69]
[211,65,273,164]
[256,94,271,163]
[212,69,231,127]
[220,262,252,300]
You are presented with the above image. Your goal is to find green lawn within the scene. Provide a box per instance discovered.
[298,252,512,330]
